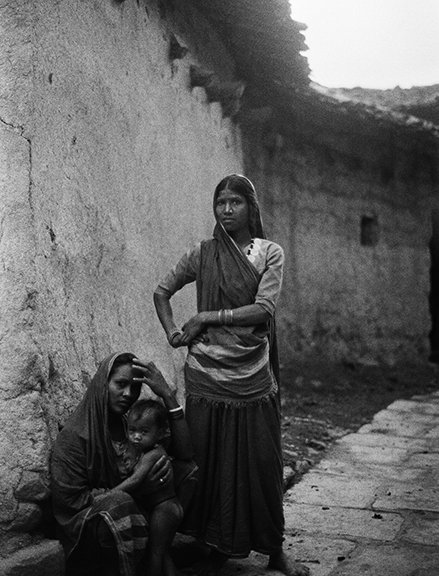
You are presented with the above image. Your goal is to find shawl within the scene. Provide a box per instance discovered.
[51,352,135,557]
[185,223,280,402]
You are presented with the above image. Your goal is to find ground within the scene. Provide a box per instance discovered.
[279,358,439,487]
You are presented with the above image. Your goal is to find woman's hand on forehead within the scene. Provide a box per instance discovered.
[132,358,173,399]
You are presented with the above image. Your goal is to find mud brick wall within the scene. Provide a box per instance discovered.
[0,0,243,557]
[242,111,437,366]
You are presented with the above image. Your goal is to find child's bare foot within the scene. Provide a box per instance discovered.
[268,551,310,576]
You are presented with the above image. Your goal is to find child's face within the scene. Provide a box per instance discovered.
[127,413,163,452]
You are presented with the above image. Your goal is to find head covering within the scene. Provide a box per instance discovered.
[213,174,265,239]
[51,352,151,570]
[56,351,136,488]
[199,176,280,385]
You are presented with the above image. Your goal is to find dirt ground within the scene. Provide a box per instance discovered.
[279,358,439,486]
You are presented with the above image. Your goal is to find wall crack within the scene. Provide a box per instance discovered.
[0,114,26,137]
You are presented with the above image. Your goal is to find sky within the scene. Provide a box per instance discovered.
[289,0,439,89]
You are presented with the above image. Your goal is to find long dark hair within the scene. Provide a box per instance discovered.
[213,174,265,239]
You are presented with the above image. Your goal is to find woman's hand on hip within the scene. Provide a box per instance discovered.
[180,313,206,345]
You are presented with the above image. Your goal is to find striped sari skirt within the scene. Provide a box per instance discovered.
[67,491,148,576]
[182,330,285,558]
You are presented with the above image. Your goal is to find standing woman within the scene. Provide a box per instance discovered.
[154,174,309,576]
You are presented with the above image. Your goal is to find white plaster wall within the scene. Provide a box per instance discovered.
[30,0,243,422]
[0,0,244,543]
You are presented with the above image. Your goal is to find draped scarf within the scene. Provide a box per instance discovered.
[58,352,132,487]
[197,223,261,312]
[185,223,280,402]
[51,352,137,557]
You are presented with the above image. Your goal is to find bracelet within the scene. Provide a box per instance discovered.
[167,328,181,345]
[168,405,184,420]
[218,309,233,325]
[168,405,184,413]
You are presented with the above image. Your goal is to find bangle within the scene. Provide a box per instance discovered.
[218,309,234,325]
[167,328,181,345]
[168,405,183,413]
[168,406,184,420]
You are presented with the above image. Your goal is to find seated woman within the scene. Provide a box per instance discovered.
[51,352,197,576]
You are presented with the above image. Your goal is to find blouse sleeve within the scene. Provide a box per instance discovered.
[254,242,284,317]
[155,243,201,298]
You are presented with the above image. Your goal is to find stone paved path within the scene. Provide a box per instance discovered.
[5,390,439,575]
[220,391,439,576]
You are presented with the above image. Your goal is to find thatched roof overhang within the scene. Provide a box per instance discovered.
[189,0,438,186]
[190,0,310,96]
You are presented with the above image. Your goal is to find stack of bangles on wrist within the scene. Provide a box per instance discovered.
[168,405,184,420]
[167,328,182,346]
[218,309,233,325]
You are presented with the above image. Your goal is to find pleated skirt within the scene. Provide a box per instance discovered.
[182,392,285,558]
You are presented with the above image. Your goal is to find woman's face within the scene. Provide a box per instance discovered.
[108,363,141,415]
[215,188,250,236]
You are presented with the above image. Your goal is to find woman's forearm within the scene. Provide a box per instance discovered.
[112,475,140,495]
[200,303,270,328]
[113,450,170,495]
[154,291,180,341]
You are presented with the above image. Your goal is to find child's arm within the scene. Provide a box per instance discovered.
[115,447,169,494]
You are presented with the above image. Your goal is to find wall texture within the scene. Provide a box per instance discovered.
[242,113,436,366]
[0,0,437,567]
[0,0,244,556]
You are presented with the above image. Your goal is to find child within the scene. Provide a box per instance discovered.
[125,398,195,576]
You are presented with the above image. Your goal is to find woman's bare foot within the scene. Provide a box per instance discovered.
[268,551,310,576]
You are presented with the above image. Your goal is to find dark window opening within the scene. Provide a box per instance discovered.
[380,165,394,185]
[360,215,379,246]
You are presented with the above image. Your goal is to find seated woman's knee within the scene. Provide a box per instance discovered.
[156,498,183,523]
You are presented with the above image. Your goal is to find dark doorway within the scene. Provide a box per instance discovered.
[429,209,439,362]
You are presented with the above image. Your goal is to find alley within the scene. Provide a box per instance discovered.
[222,391,439,576]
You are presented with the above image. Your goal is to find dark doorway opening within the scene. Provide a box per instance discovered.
[429,209,439,362]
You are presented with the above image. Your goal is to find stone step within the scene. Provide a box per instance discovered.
[0,540,64,576]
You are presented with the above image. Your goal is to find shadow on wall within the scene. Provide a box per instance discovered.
[429,209,439,362]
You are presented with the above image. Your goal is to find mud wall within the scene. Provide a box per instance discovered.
[242,115,436,366]
[0,0,243,555]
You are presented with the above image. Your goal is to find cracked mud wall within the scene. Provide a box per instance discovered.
[0,0,243,552]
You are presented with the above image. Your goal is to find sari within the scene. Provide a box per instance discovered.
[51,352,197,576]
[51,352,148,576]
[182,223,285,557]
